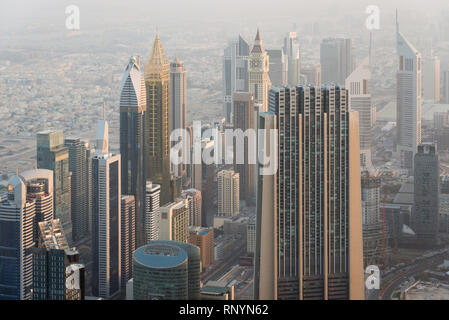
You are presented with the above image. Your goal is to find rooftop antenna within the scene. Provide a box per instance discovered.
[16,168,18,176]
[103,102,106,121]
[34,160,37,170]
[396,9,399,32]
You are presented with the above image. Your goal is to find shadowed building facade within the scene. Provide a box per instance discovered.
[145,34,171,206]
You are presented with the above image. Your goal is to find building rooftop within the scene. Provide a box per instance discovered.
[134,241,188,269]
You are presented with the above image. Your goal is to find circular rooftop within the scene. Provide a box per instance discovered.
[134,241,188,269]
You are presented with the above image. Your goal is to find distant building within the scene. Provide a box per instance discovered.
[37,130,72,244]
[249,29,270,112]
[443,71,449,103]
[120,195,135,293]
[223,35,250,123]
[189,226,214,270]
[133,241,200,300]
[159,199,189,243]
[64,138,92,244]
[217,170,240,216]
[247,217,256,255]
[320,38,353,85]
[266,49,287,86]
[181,188,202,227]
[145,181,161,242]
[91,117,121,299]
[301,64,321,86]
[283,31,301,86]
[433,112,449,130]
[412,143,440,247]
[423,56,440,103]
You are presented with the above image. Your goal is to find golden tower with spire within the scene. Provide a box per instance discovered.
[249,28,270,112]
[145,33,172,206]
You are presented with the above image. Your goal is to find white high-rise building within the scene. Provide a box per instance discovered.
[217,170,240,216]
[283,31,301,86]
[396,13,422,171]
[181,188,202,227]
[249,29,270,112]
[20,169,54,223]
[145,181,161,242]
[159,199,189,243]
[345,57,374,171]
[423,55,440,103]
[91,114,121,299]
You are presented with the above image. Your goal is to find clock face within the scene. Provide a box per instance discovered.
[251,59,261,69]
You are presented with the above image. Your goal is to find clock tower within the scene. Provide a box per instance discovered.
[249,28,270,112]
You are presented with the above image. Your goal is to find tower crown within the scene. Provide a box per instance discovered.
[251,28,265,54]
[145,33,169,81]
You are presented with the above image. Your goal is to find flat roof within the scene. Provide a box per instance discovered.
[134,242,188,269]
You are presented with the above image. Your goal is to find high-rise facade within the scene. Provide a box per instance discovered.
[64,138,92,244]
[345,57,373,170]
[396,17,422,171]
[159,199,189,243]
[301,64,322,86]
[181,188,202,227]
[320,38,354,85]
[423,55,440,103]
[37,130,72,244]
[120,56,147,248]
[120,195,135,293]
[170,57,188,180]
[217,170,240,217]
[0,176,36,300]
[266,49,287,87]
[233,92,255,203]
[188,226,214,271]
[145,181,161,242]
[249,29,270,112]
[223,35,250,123]
[443,70,449,103]
[361,173,383,267]
[91,118,121,299]
[283,31,301,86]
[412,143,440,247]
[133,241,200,300]
[145,34,171,206]
[255,85,364,300]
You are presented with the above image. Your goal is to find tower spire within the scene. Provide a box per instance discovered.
[103,102,106,120]
[396,9,399,32]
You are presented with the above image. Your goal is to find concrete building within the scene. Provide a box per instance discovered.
[201,280,235,300]
[181,188,202,227]
[120,195,135,293]
[188,226,214,270]
[37,130,72,244]
[64,138,92,244]
[133,241,200,300]
[396,15,422,171]
[247,216,256,255]
[443,71,449,103]
[145,181,161,242]
[120,56,147,248]
[249,29,270,112]
[345,57,373,170]
[266,49,287,86]
[145,33,171,206]
[255,85,364,300]
[159,199,189,243]
[233,92,255,203]
[320,38,353,85]
[423,56,440,103]
[91,117,121,299]
[217,170,240,216]
[412,143,440,247]
[223,35,250,123]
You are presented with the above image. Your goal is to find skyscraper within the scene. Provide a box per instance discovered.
[443,70,449,104]
[255,85,364,300]
[170,57,188,180]
[159,199,189,243]
[120,56,147,248]
[217,169,240,217]
[412,143,440,247]
[188,226,214,271]
[249,29,270,112]
[320,38,354,85]
[181,188,202,227]
[133,241,200,300]
[266,49,287,86]
[233,92,255,203]
[120,195,135,294]
[64,138,92,244]
[423,55,440,103]
[223,35,250,123]
[283,31,301,86]
[145,181,161,242]
[32,219,85,300]
[91,116,121,299]
[37,130,72,244]
[396,14,422,171]
[0,175,36,300]
[145,33,171,206]
[301,64,322,86]
[345,57,373,170]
